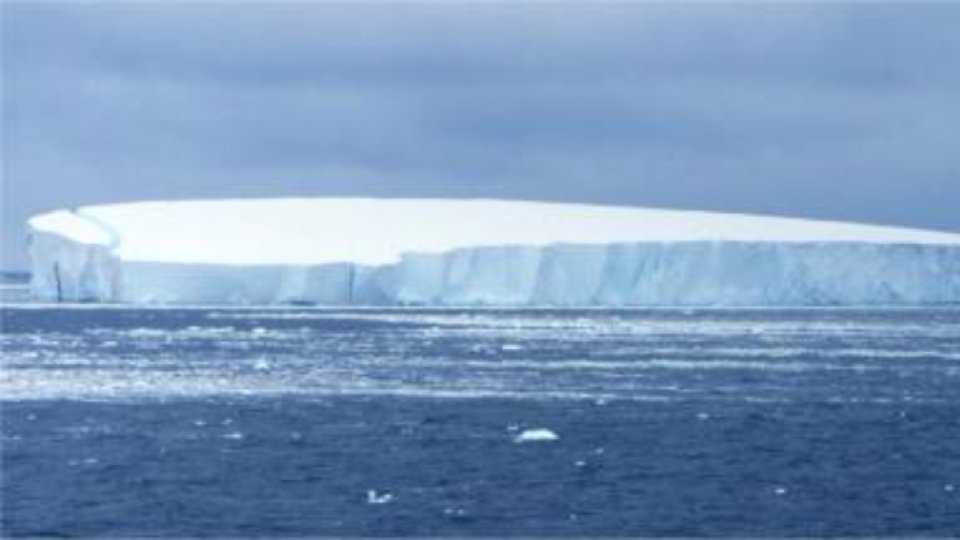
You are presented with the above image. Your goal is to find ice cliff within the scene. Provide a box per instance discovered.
[26,198,960,305]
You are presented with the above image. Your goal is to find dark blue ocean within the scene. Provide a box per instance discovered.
[2,305,959,536]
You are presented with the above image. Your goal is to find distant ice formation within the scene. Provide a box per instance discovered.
[515,428,561,443]
[366,490,393,505]
[26,198,960,305]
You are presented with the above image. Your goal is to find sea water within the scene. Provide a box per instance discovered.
[2,306,959,536]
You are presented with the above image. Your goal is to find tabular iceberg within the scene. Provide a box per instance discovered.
[26,198,960,306]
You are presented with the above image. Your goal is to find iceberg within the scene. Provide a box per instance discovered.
[515,428,560,443]
[26,198,960,305]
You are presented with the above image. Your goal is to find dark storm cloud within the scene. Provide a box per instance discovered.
[4,2,959,268]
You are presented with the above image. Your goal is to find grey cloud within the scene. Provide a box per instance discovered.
[3,2,960,269]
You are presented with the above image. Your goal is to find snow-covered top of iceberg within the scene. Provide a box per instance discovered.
[28,198,960,266]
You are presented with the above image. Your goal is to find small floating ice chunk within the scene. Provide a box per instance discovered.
[946,484,955,492]
[500,343,523,351]
[774,486,787,495]
[696,412,710,421]
[574,460,587,467]
[253,358,271,371]
[366,490,393,504]
[515,428,559,443]
[223,432,244,440]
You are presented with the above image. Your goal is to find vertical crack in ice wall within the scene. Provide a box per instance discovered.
[28,210,123,302]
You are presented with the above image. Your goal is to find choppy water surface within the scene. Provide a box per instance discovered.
[3,307,959,536]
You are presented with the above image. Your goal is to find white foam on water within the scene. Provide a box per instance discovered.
[5,307,958,404]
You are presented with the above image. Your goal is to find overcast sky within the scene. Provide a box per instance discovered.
[4,2,959,270]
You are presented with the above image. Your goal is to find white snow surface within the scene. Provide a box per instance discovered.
[28,198,960,265]
[26,198,960,305]
[29,210,116,246]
